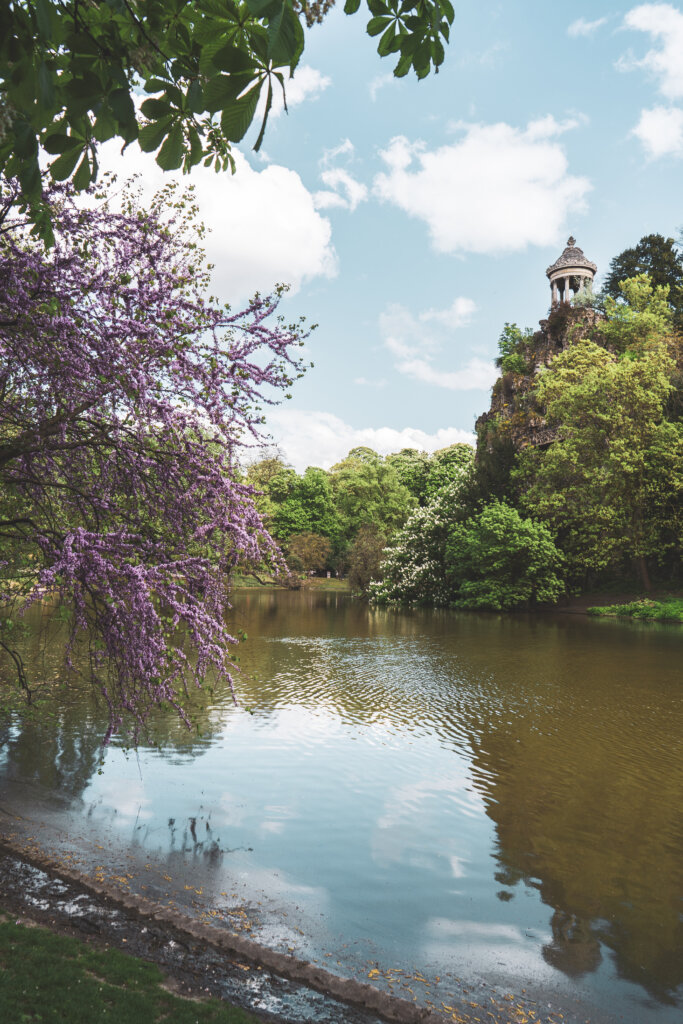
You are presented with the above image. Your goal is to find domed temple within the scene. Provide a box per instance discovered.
[475,237,602,453]
[546,237,597,306]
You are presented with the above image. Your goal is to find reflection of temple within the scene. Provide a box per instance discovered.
[462,625,683,1005]
[234,595,683,1005]
[543,909,602,978]
[2,591,682,1009]
[546,236,597,305]
[236,594,683,1005]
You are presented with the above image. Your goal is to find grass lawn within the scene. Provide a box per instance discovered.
[232,574,349,592]
[586,596,683,622]
[0,918,260,1024]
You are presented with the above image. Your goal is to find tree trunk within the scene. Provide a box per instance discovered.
[636,554,652,593]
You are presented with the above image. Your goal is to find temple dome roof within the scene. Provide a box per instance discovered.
[546,237,597,278]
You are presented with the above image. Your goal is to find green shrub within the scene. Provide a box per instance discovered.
[587,598,683,622]
[500,352,529,375]
[445,501,565,610]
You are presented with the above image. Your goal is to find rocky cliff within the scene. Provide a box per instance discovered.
[475,304,603,455]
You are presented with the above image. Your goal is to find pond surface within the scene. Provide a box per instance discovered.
[1,590,682,1022]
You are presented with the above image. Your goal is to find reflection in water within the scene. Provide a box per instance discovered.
[1,590,682,1017]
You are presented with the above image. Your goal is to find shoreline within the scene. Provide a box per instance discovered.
[0,830,442,1024]
[550,589,683,619]
[0,823,597,1024]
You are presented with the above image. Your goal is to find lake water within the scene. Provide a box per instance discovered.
[1,589,681,1022]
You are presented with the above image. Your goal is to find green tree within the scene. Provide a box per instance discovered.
[0,0,455,241]
[329,448,415,542]
[385,448,428,503]
[348,524,386,595]
[245,457,341,548]
[604,234,683,326]
[597,274,673,354]
[423,443,474,500]
[495,322,534,374]
[369,472,473,607]
[444,501,565,610]
[297,466,341,539]
[385,443,474,506]
[285,531,331,573]
[385,448,432,503]
[244,454,288,522]
[246,456,294,534]
[516,336,682,590]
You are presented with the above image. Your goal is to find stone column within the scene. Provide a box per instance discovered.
[565,275,571,302]
[552,279,558,305]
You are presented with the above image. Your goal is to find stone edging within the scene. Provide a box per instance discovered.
[0,833,446,1024]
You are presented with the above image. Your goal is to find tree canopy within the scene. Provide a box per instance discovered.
[0,177,307,739]
[445,502,565,610]
[516,334,681,590]
[0,0,455,241]
[329,447,416,541]
[604,234,683,327]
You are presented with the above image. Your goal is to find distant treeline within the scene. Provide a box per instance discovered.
[245,237,683,609]
[242,443,473,593]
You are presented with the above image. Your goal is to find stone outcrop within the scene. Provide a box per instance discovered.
[475,304,603,454]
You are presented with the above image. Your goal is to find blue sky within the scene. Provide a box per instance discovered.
[108,2,683,469]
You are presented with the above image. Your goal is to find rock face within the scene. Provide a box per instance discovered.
[475,304,603,454]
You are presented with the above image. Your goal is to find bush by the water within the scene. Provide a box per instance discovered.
[587,598,683,622]
[445,502,565,610]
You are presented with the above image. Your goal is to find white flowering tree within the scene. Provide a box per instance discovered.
[370,472,472,607]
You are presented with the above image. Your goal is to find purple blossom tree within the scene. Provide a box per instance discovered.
[0,176,308,742]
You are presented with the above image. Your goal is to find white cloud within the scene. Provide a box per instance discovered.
[621,4,683,99]
[390,352,497,391]
[271,65,331,117]
[523,114,583,139]
[320,138,355,166]
[265,409,475,472]
[314,139,368,212]
[458,40,509,67]
[379,300,497,392]
[97,142,337,303]
[567,17,607,36]
[373,117,591,254]
[631,104,683,155]
[314,168,368,211]
[369,74,396,101]
[420,297,477,329]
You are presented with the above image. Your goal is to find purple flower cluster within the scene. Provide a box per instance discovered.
[0,177,308,741]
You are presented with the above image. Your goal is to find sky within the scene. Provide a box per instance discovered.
[103,2,683,470]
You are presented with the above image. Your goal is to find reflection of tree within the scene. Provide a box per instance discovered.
[0,705,102,803]
[2,589,681,1009]
[0,605,228,803]
[456,619,683,1005]
[232,593,683,1005]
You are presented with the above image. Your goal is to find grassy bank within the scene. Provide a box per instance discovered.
[0,916,259,1024]
[587,596,683,622]
[232,574,349,593]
